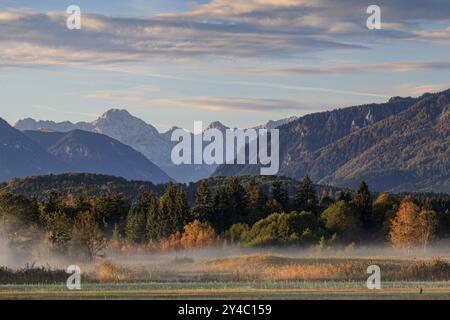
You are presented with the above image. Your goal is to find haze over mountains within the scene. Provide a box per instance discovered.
[16,110,297,182]
[0,119,171,183]
[0,118,66,182]
[24,129,171,183]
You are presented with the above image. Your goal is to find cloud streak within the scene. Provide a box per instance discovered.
[1,0,449,68]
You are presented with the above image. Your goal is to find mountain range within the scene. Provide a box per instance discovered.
[214,90,450,193]
[8,89,450,192]
[15,110,296,182]
[0,119,171,183]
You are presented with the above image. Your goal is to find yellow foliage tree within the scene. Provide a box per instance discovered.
[389,196,438,251]
[180,220,217,249]
[417,209,438,252]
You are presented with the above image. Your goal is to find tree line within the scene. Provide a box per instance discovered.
[1,176,449,260]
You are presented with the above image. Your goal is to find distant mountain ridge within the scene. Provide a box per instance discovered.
[214,90,450,193]
[0,118,66,182]
[23,129,171,183]
[0,117,171,183]
[15,111,296,182]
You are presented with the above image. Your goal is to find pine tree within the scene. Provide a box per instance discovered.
[158,182,176,238]
[354,181,373,229]
[173,186,190,231]
[270,179,288,212]
[210,182,227,232]
[246,178,268,223]
[224,177,247,228]
[125,209,146,244]
[295,175,318,213]
[146,193,160,241]
[192,180,211,221]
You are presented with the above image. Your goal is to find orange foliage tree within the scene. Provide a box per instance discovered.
[389,196,438,251]
[180,220,217,249]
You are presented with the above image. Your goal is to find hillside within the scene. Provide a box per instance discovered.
[0,118,66,182]
[23,129,172,183]
[214,91,450,193]
[1,173,345,205]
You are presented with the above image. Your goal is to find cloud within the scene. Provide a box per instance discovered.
[223,61,450,75]
[0,1,449,68]
[156,96,309,113]
[393,84,449,96]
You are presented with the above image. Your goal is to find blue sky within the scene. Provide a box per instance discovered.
[1,0,450,131]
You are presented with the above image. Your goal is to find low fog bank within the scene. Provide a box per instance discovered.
[1,238,449,270]
[108,242,450,267]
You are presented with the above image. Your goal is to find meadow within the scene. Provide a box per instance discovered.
[1,248,450,299]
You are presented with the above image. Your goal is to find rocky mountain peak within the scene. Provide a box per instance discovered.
[206,121,229,132]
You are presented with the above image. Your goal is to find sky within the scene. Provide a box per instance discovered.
[1,0,450,131]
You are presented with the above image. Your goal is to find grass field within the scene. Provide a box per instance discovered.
[1,281,450,299]
[1,252,450,300]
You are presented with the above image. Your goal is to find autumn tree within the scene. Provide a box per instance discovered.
[71,211,107,261]
[417,209,439,252]
[44,211,72,254]
[389,196,420,250]
[180,220,217,249]
[225,223,250,244]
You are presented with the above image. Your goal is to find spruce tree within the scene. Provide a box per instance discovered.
[224,177,247,228]
[354,181,373,229]
[146,193,160,241]
[211,182,227,232]
[295,175,318,213]
[246,178,268,223]
[270,179,288,212]
[174,186,190,231]
[158,182,176,238]
[192,180,211,221]
[125,209,146,244]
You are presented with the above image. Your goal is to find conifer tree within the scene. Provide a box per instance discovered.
[125,209,146,244]
[192,180,211,221]
[246,178,268,223]
[270,179,288,212]
[174,186,190,231]
[224,177,247,228]
[158,182,176,238]
[354,181,373,229]
[295,175,318,213]
[146,193,160,241]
